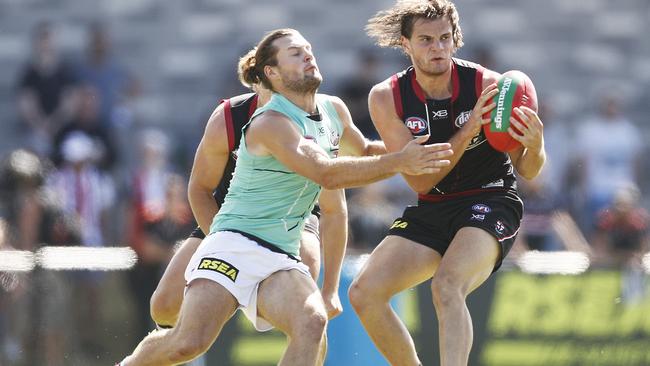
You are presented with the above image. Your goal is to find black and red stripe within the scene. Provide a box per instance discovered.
[211,93,258,207]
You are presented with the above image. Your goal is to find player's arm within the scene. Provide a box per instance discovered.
[245,111,452,190]
[506,106,546,180]
[318,188,347,319]
[369,77,498,194]
[329,96,386,157]
[188,104,231,234]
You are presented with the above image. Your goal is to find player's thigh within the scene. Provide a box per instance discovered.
[154,236,203,299]
[433,227,500,295]
[173,278,238,347]
[300,230,321,281]
[352,235,442,299]
[256,269,325,334]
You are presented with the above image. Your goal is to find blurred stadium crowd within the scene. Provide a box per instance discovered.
[0,0,648,365]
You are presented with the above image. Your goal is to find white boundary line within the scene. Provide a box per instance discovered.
[0,250,35,272]
[1,248,648,274]
[0,246,137,271]
[516,251,590,275]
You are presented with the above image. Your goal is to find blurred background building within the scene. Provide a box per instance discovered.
[0,0,649,365]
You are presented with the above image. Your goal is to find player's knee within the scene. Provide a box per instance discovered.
[348,279,368,311]
[349,276,385,312]
[169,332,212,363]
[150,289,179,326]
[292,310,327,343]
[430,274,464,308]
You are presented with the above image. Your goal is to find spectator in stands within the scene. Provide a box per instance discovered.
[572,94,643,235]
[592,184,649,303]
[52,84,117,171]
[46,133,115,356]
[592,184,649,263]
[16,21,79,156]
[47,132,115,247]
[513,102,591,254]
[514,177,591,255]
[536,102,572,197]
[0,149,76,366]
[126,129,176,262]
[77,21,139,129]
[128,174,194,342]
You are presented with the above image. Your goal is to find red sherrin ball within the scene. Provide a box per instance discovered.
[482,70,538,152]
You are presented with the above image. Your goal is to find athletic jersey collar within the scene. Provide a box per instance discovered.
[409,58,460,103]
[271,92,320,117]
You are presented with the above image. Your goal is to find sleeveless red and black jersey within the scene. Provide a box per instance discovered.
[211,93,258,206]
[391,58,517,200]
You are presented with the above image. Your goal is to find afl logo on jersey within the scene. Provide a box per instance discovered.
[405,117,428,134]
[472,204,491,213]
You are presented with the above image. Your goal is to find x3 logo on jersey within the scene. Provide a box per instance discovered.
[430,109,448,119]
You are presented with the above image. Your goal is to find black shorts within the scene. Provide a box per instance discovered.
[187,214,321,241]
[387,190,523,271]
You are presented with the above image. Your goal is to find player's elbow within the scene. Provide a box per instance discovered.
[319,172,341,190]
[516,164,543,180]
[187,185,201,207]
[312,163,343,190]
[518,169,541,181]
[188,179,212,200]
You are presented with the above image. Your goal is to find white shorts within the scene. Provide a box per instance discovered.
[185,230,311,331]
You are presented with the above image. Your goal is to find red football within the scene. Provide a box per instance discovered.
[482,70,538,152]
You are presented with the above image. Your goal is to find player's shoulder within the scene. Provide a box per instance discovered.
[453,57,483,71]
[368,76,394,107]
[482,68,501,86]
[317,93,351,116]
[454,57,496,80]
[248,109,299,141]
[453,57,501,85]
[254,109,292,126]
[227,92,258,110]
[316,92,343,105]
[318,92,357,111]
[208,92,256,117]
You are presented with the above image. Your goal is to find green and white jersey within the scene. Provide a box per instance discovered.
[210,93,344,257]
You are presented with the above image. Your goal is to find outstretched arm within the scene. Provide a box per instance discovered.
[246,110,452,190]
[188,104,231,234]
